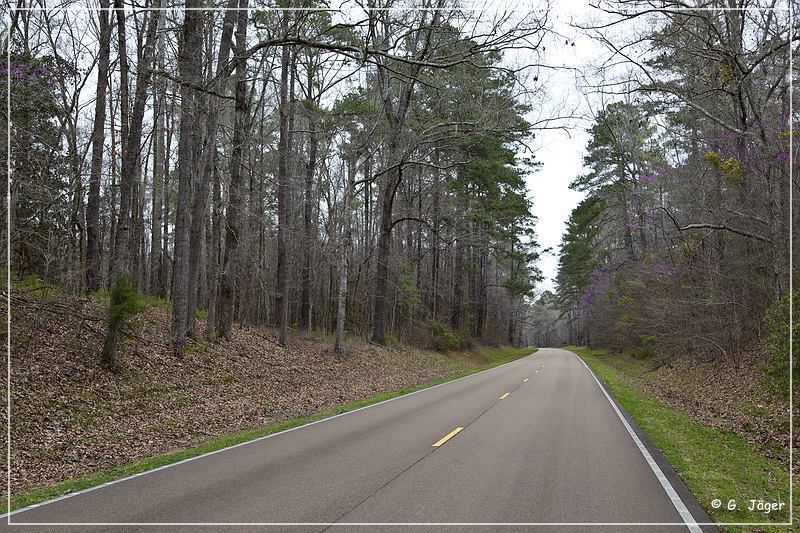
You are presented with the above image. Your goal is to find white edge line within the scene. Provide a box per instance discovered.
[571,353,702,533]
[2,350,536,518]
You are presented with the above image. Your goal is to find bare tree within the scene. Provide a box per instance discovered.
[170,0,204,354]
[101,0,160,369]
[86,0,113,294]
[216,0,250,340]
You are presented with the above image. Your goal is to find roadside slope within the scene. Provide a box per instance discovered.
[5,291,533,508]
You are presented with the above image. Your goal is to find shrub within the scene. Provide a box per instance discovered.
[107,276,146,332]
[13,274,61,298]
[93,286,169,312]
[632,334,656,360]
[430,320,465,352]
[764,290,799,395]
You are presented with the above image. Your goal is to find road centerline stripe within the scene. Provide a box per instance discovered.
[3,351,541,520]
[522,378,529,383]
[499,392,510,400]
[432,427,463,447]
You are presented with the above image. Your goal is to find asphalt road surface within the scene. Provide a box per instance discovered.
[3,348,715,532]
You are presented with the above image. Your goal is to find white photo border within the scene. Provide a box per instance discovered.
[3,2,794,527]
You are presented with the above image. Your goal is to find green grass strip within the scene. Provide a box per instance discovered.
[569,346,793,532]
[4,346,536,514]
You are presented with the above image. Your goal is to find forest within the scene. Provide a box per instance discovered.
[2,0,798,524]
[536,4,795,390]
[6,1,549,367]
[4,0,796,377]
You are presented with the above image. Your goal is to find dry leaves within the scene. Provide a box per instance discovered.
[614,351,795,473]
[1,293,480,497]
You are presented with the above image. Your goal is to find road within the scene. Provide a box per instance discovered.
[3,348,715,532]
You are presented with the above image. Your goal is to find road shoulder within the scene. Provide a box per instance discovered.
[570,346,791,532]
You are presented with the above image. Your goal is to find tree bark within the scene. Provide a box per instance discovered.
[451,237,463,331]
[370,7,440,344]
[85,0,112,294]
[108,2,158,282]
[106,0,131,283]
[335,156,356,356]
[161,99,173,298]
[170,0,203,354]
[275,8,292,347]
[300,111,317,330]
[216,0,249,340]
[429,149,440,318]
[186,4,238,337]
[371,155,398,344]
[149,21,165,296]
[102,0,160,369]
[205,165,222,341]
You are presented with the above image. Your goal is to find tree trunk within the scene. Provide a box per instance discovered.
[85,0,111,294]
[205,165,222,341]
[364,155,371,257]
[216,0,249,340]
[149,26,164,296]
[429,150,440,318]
[507,297,515,345]
[107,95,118,282]
[108,2,158,282]
[275,9,291,347]
[300,114,317,330]
[106,0,130,283]
[371,136,401,344]
[335,157,356,356]
[371,174,394,344]
[369,8,440,343]
[451,237,463,331]
[102,1,159,369]
[476,248,486,337]
[138,154,149,287]
[617,187,636,261]
[186,4,238,337]
[170,0,203,354]
[161,99,173,298]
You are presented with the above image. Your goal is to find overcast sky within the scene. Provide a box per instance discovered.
[521,1,609,293]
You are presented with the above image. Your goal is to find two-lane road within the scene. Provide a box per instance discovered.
[3,348,715,532]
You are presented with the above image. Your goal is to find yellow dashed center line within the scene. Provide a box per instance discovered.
[499,392,510,400]
[432,427,464,447]
[522,378,529,383]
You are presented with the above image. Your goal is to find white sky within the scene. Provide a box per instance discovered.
[522,1,608,292]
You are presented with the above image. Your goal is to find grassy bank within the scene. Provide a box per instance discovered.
[5,345,536,514]
[569,346,792,531]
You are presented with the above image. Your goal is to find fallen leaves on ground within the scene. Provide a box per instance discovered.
[1,293,490,497]
[609,350,794,473]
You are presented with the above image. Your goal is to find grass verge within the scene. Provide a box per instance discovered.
[4,345,537,514]
[569,346,792,532]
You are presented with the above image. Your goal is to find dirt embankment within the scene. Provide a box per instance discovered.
[609,350,793,472]
[3,292,496,496]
